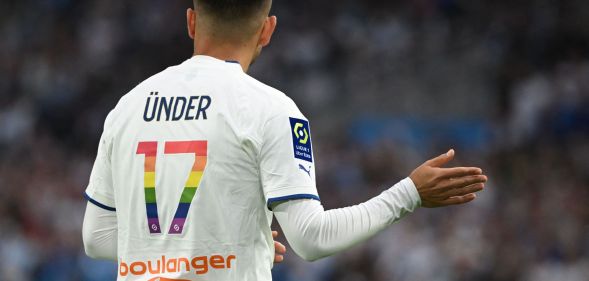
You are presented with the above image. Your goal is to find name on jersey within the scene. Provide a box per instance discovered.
[144,91,212,122]
[289,117,313,162]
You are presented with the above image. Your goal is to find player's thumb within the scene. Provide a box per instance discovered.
[426,149,455,167]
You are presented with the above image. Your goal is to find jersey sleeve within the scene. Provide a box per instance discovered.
[84,113,116,211]
[259,103,320,209]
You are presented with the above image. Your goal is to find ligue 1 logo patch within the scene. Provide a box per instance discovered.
[289,117,313,162]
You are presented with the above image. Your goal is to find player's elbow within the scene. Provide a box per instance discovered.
[82,221,96,258]
[290,240,331,262]
[82,229,102,259]
[84,245,99,259]
[83,236,100,259]
[83,233,114,260]
[296,247,333,262]
[82,221,110,260]
[299,251,323,262]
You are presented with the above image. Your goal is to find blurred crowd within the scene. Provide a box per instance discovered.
[0,0,588,280]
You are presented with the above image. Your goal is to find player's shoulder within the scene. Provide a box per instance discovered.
[237,73,301,117]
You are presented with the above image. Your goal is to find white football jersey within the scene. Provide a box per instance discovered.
[84,55,319,281]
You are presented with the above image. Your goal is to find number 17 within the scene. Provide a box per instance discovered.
[136,140,207,235]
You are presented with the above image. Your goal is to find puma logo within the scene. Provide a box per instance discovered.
[298,164,311,177]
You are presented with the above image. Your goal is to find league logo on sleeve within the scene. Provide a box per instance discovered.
[289,117,313,162]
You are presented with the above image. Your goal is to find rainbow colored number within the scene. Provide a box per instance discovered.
[136,140,207,235]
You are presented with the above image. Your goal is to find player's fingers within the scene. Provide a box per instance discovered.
[436,175,487,191]
[274,241,286,254]
[435,183,484,198]
[438,193,477,206]
[272,230,278,238]
[274,254,284,263]
[437,167,483,179]
[424,149,455,167]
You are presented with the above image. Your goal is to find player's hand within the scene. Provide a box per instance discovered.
[409,149,487,208]
[272,230,286,263]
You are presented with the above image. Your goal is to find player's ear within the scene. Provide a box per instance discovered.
[258,15,277,47]
[186,8,196,39]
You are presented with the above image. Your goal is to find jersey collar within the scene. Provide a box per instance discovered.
[187,55,244,72]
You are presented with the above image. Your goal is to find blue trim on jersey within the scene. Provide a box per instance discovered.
[225,60,240,64]
[84,192,116,212]
[267,193,320,210]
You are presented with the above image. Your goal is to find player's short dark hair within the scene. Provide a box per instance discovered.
[194,0,271,22]
[193,0,271,42]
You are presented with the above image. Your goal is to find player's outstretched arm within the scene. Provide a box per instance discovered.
[274,149,487,261]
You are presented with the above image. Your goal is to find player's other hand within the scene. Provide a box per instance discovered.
[272,230,286,263]
[410,149,487,208]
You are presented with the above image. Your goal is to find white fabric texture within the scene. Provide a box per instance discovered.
[82,202,118,260]
[274,177,421,261]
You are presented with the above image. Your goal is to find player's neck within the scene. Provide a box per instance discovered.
[193,42,254,72]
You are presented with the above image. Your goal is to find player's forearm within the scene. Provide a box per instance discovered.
[82,203,118,260]
[274,178,420,261]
